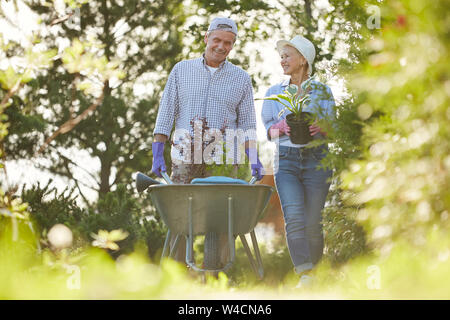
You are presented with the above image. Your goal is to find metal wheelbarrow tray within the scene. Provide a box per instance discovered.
[146,183,273,278]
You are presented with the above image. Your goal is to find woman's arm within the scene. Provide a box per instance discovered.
[261,87,284,140]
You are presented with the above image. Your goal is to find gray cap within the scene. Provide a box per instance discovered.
[207,17,238,35]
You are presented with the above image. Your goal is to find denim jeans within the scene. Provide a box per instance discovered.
[274,145,332,274]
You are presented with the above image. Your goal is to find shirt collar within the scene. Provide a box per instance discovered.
[201,54,227,69]
[281,78,290,87]
[281,78,318,89]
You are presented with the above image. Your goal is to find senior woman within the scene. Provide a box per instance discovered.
[261,35,335,287]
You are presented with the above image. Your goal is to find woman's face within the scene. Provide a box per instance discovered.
[280,45,308,76]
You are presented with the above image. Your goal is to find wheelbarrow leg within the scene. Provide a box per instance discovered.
[239,234,259,278]
[161,230,185,265]
[186,196,195,268]
[170,234,181,258]
[226,195,236,269]
[160,229,172,262]
[250,230,264,279]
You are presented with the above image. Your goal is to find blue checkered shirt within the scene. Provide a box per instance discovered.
[153,55,257,141]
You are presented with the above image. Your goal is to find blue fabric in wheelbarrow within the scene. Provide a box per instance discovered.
[190,176,249,184]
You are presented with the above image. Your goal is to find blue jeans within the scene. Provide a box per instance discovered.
[274,145,332,274]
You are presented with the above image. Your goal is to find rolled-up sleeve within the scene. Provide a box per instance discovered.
[237,76,257,141]
[153,64,179,138]
[261,88,279,140]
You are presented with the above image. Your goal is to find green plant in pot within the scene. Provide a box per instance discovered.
[261,77,315,144]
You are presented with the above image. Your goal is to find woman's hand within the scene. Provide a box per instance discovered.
[309,121,327,137]
[269,119,290,138]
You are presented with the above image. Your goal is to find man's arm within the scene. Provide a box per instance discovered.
[153,134,168,143]
[236,76,257,141]
[151,64,179,176]
[153,64,179,139]
[237,76,264,180]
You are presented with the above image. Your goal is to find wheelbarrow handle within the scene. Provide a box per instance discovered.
[161,171,173,184]
[136,171,161,192]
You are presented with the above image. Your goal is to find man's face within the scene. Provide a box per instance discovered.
[204,30,235,67]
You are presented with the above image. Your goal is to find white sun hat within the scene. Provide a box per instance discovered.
[276,35,316,75]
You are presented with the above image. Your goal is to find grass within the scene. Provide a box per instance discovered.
[0,221,449,300]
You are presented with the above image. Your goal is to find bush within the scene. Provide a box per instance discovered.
[339,0,450,249]
[227,236,294,287]
[322,186,368,266]
[21,181,166,258]
[21,181,87,245]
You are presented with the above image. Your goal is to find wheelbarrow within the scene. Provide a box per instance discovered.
[135,172,273,279]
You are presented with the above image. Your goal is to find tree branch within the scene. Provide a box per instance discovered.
[60,154,91,205]
[51,147,100,186]
[35,81,107,156]
[50,12,74,26]
[34,160,100,193]
[0,79,23,109]
[277,0,306,30]
[1,79,24,183]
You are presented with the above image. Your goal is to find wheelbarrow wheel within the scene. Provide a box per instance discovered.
[204,232,221,271]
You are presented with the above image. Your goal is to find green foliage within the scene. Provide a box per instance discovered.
[21,181,84,230]
[3,0,283,200]
[21,181,166,258]
[0,223,197,299]
[311,229,450,299]
[258,80,313,121]
[91,229,129,251]
[322,187,368,266]
[82,185,141,256]
[1,217,449,299]
[2,0,449,300]
[227,237,293,287]
[339,0,450,250]
[138,215,167,260]
[2,0,186,197]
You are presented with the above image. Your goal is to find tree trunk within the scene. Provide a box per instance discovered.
[304,0,313,36]
[99,157,112,194]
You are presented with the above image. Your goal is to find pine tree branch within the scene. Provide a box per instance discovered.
[60,154,91,205]
[51,147,100,186]
[35,81,107,156]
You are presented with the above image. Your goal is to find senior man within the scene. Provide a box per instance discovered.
[151,17,263,267]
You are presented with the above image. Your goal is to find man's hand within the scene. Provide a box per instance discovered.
[151,141,166,177]
[269,119,290,139]
[245,148,264,181]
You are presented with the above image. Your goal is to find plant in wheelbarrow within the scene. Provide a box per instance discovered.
[259,76,315,144]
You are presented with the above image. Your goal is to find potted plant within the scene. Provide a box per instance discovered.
[260,77,315,144]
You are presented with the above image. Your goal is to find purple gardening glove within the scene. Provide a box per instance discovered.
[151,141,166,178]
[269,119,290,139]
[245,148,264,181]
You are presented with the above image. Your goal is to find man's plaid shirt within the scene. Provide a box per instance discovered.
[153,55,257,142]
